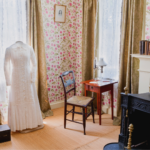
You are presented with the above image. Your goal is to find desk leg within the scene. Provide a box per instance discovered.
[84,85,87,119]
[99,93,101,125]
[111,85,114,120]
[97,94,99,115]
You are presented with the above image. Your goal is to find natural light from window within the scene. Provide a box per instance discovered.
[0,0,27,102]
[99,0,122,80]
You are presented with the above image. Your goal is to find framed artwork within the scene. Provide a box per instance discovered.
[54,4,66,23]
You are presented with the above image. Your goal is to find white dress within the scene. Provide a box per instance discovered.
[4,41,43,132]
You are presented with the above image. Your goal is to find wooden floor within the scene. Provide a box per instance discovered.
[0,106,120,150]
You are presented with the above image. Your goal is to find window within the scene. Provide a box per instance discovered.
[99,0,122,80]
[0,0,27,116]
[98,0,122,113]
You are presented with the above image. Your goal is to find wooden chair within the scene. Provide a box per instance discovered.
[60,70,95,135]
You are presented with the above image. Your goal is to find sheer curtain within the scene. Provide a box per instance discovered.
[98,0,122,115]
[0,0,27,121]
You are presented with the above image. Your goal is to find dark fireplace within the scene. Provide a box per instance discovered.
[104,93,150,150]
[118,93,150,149]
[129,109,150,149]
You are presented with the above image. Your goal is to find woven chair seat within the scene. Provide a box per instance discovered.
[67,96,93,106]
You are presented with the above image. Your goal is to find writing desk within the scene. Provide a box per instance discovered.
[81,79,118,125]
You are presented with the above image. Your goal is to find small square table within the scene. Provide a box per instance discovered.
[81,79,118,125]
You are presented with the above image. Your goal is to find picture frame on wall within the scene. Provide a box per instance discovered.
[54,4,66,23]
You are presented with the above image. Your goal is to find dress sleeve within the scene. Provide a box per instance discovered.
[4,48,11,86]
[30,47,37,83]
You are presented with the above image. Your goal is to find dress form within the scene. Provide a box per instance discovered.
[4,41,44,133]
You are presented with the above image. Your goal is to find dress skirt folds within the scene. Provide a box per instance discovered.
[4,41,43,132]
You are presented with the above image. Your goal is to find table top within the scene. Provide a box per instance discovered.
[81,79,118,87]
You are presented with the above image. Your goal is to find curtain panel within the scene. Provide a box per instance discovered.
[82,0,97,83]
[113,0,144,125]
[27,0,53,118]
[82,0,97,109]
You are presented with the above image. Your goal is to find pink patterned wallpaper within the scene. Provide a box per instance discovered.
[145,0,150,40]
[41,0,82,103]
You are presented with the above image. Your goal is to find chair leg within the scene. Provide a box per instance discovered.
[91,102,95,123]
[83,108,86,135]
[72,106,75,121]
[64,104,67,129]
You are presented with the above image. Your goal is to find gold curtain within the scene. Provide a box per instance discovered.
[82,0,97,110]
[113,0,144,125]
[82,0,97,83]
[27,0,53,118]
[142,0,146,40]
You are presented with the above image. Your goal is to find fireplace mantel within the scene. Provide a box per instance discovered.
[131,54,150,93]
[131,54,150,59]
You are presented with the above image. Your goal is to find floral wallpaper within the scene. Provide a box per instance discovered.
[41,0,83,103]
[145,0,150,40]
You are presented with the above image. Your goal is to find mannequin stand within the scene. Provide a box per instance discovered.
[19,124,44,134]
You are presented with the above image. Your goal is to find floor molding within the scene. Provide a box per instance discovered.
[102,105,117,117]
[50,101,117,117]
[50,100,64,110]
[108,107,117,117]
[102,106,109,114]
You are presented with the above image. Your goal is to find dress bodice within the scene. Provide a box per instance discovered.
[4,42,37,86]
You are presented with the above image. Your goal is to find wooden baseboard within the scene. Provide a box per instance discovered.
[108,107,117,117]
[102,105,109,114]
[102,106,117,117]
[50,100,64,110]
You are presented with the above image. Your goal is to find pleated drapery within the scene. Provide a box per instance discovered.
[82,0,97,109]
[82,0,97,83]
[113,0,144,125]
[27,0,53,118]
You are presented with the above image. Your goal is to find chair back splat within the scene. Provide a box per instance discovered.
[59,70,76,102]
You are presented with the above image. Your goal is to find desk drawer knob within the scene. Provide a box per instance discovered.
[91,86,93,89]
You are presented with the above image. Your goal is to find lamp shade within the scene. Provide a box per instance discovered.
[98,58,107,66]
